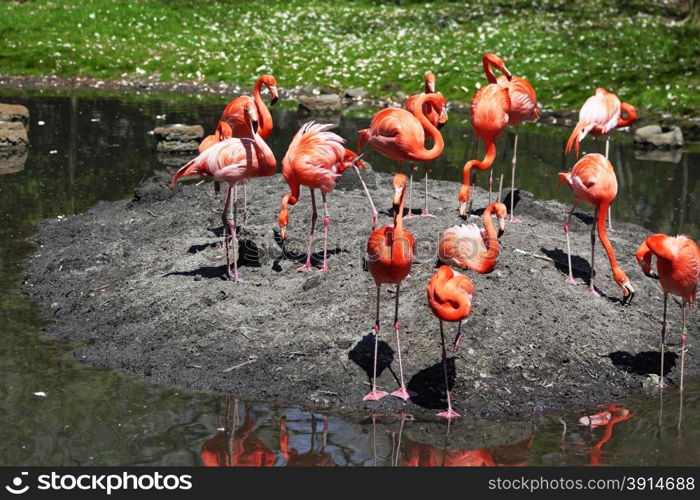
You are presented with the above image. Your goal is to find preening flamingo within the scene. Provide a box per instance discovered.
[170,97,277,283]
[565,87,636,230]
[358,93,445,220]
[636,234,699,390]
[557,153,634,303]
[426,265,475,418]
[364,174,415,402]
[439,202,506,274]
[458,60,511,217]
[403,71,448,217]
[483,54,539,222]
[200,75,279,218]
[278,122,365,272]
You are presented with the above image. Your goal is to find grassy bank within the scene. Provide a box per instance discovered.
[0,0,698,115]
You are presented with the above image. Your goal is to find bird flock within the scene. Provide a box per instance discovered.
[170,54,699,418]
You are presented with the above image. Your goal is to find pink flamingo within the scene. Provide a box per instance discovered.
[637,234,699,390]
[483,54,539,222]
[278,122,365,272]
[403,71,448,216]
[358,93,445,220]
[170,97,277,282]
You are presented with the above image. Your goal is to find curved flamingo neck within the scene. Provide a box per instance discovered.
[411,94,444,161]
[483,56,498,84]
[254,134,277,175]
[393,187,407,233]
[253,78,273,138]
[482,205,500,264]
[459,140,496,202]
[596,202,620,273]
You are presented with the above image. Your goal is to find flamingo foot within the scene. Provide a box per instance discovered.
[363,389,389,401]
[509,216,522,224]
[391,387,415,401]
[453,334,464,352]
[437,409,461,419]
[565,276,577,285]
[420,212,437,218]
[403,212,417,219]
[319,264,330,272]
[297,263,313,272]
[589,286,602,297]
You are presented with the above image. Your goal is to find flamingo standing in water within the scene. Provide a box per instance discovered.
[565,87,636,230]
[278,122,365,272]
[403,71,448,217]
[426,265,475,418]
[170,98,276,282]
[482,54,539,222]
[439,202,507,274]
[636,234,699,390]
[200,75,279,220]
[458,58,511,217]
[358,93,445,220]
[557,153,634,303]
[364,174,415,402]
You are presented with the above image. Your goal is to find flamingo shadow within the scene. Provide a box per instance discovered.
[270,229,344,271]
[540,247,592,282]
[164,265,228,280]
[348,333,395,385]
[607,350,678,377]
[406,359,457,410]
[502,190,521,214]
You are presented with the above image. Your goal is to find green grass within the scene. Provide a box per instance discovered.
[0,0,698,115]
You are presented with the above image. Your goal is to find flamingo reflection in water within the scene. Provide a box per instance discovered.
[200,399,275,467]
[578,404,633,466]
[279,413,336,466]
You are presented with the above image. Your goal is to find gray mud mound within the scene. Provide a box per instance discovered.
[23,169,697,418]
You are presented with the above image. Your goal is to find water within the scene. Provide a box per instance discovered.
[0,91,698,466]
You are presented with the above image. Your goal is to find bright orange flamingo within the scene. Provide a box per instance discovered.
[364,174,415,401]
[358,93,445,220]
[427,266,475,418]
[558,153,634,303]
[278,122,365,272]
[200,75,279,219]
[565,87,636,231]
[439,202,507,274]
[200,403,276,467]
[403,71,448,217]
[458,58,511,217]
[636,234,699,390]
[579,405,632,466]
[483,54,539,223]
[170,97,277,282]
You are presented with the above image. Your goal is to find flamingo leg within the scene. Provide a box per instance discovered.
[437,320,460,419]
[220,186,232,252]
[298,187,317,272]
[659,293,668,388]
[364,285,388,401]
[391,285,414,401]
[589,207,600,296]
[352,164,378,230]
[680,303,688,393]
[564,200,579,285]
[605,136,614,231]
[404,162,416,219]
[421,165,436,217]
[224,185,242,282]
[509,131,522,223]
[453,319,463,351]
[320,192,330,272]
[467,169,476,217]
[488,168,493,205]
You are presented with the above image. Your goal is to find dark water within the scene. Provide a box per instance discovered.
[0,92,698,466]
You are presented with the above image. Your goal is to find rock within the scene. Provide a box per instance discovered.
[152,124,204,153]
[0,121,29,151]
[0,103,30,128]
[297,94,342,116]
[0,150,28,175]
[633,124,683,148]
[152,124,204,143]
[633,148,682,164]
[343,88,369,100]
[156,152,194,168]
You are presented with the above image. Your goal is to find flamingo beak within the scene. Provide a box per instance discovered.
[270,86,279,105]
[503,65,513,80]
[428,82,436,93]
[458,202,468,218]
[498,217,506,236]
[392,186,404,211]
[280,226,287,241]
[621,281,635,305]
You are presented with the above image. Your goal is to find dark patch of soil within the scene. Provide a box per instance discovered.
[23,168,698,418]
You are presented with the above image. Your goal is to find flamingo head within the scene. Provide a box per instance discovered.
[458,185,470,217]
[344,150,365,170]
[392,173,408,211]
[483,53,512,81]
[613,268,635,305]
[492,202,507,236]
[424,71,436,93]
[215,120,233,140]
[242,98,259,134]
[261,74,279,105]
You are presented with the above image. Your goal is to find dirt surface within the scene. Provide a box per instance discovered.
[23,168,698,418]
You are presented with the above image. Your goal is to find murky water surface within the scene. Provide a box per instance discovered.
[0,92,698,465]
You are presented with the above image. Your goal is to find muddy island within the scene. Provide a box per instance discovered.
[23,169,696,418]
